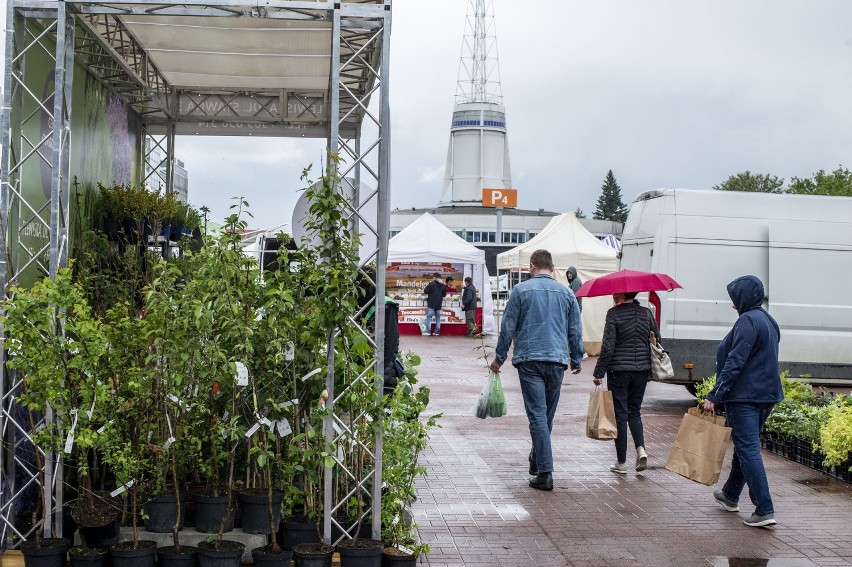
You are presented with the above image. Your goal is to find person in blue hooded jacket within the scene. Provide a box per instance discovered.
[703,275,782,528]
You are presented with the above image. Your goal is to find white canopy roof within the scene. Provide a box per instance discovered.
[497,212,618,273]
[388,213,485,264]
[496,212,619,354]
[388,213,494,333]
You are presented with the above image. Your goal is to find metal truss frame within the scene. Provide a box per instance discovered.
[0,0,392,546]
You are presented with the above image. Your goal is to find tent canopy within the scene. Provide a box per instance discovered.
[497,212,617,273]
[388,212,485,264]
[496,212,619,354]
[388,213,494,333]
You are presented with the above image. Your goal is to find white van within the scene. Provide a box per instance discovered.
[620,188,852,390]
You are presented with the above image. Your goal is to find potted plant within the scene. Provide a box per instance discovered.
[96,302,158,567]
[380,353,438,566]
[96,183,124,240]
[1,269,111,567]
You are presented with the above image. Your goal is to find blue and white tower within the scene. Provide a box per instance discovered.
[440,0,512,206]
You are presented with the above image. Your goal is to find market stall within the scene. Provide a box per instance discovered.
[496,212,618,355]
[388,213,495,336]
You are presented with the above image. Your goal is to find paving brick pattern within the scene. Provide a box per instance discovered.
[403,335,852,567]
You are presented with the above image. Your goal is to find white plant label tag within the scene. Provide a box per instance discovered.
[96,420,114,435]
[284,342,295,361]
[245,422,261,439]
[336,446,344,461]
[110,479,134,497]
[276,419,292,437]
[301,368,322,382]
[64,409,79,454]
[260,416,273,429]
[332,422,343,435]
[235,361,249,386]
[162,436,176,450]
[281,399,299,409]
[86,398,96,420]
[399,545,414,555]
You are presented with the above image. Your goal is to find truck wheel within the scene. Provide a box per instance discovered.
[684,384,698,397]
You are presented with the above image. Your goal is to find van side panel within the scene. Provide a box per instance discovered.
[620,189,852,386]
[768,220,852,365]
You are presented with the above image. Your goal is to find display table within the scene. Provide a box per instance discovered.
[398,307,482,336]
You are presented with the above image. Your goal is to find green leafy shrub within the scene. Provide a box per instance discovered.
[693,375,716,405]
[815,396,852,469]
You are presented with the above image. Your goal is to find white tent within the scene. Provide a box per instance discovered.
[496,212,619,355]
[388,213,495,333]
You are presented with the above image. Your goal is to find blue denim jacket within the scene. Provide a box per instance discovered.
[495,274,583,369]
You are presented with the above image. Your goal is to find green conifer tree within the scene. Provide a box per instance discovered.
[593,170,628,222]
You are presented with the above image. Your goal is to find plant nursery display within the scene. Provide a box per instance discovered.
[1,155,439,566]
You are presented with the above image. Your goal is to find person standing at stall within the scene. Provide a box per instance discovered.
[423,273,446,336]
[462,276,478,336]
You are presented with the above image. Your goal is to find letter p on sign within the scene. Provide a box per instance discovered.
[482,188,518,208]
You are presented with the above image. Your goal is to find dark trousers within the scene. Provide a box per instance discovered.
[607,370,649,463]
[722,402,776,516]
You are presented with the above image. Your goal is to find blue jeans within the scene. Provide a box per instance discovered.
[425,307,441,334]
[518,361,565,474]
[722,402,775,516]
[607,371,648,463]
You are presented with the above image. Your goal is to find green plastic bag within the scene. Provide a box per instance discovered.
[488,371,507,418]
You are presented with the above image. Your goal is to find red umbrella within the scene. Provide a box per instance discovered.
[574,269,682,298]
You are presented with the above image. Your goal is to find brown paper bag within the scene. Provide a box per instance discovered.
[586,388,617,440]
[665,406,732,485]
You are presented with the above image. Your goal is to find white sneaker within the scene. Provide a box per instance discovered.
[582,352,589,359]
[610,462,627,474]
[636,446,648,471]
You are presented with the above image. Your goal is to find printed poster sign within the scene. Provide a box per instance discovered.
[387,262,467,327]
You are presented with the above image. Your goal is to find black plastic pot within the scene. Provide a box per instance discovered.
[193,493,234,534]
[109,540,156,567]
[336,539,383,567]
[68,546,109,567]
[20,538,70,567]
[196,540,244,567]
[381,548,417,567]
[278,517,320,550]
[293,543,334,567]
[157,545,198,567]
[142,494,187,533]
[237,490,282,534]
[251,545,293,566]
[72,494,123,548]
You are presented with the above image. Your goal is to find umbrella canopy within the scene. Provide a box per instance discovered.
[575,269,682,298]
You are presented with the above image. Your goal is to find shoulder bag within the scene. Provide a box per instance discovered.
[649,330,675,382]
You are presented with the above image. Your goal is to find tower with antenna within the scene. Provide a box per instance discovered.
[441,0,512,206]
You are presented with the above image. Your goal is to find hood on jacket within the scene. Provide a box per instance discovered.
[566,266,578,280]
[727,275,765,315]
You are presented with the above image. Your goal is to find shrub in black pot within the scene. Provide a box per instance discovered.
[20,538,70,567]
[193,492,234,533]
[293,542,334,567]
[381,547,417,567]
[278,515,320,550]
[109,540,156,567]
[251,545,293,566]
[68,546,109,567]
[237,489,282,534]
[156,545,198,567]
[142,494,188,533]
[72,493,122,548]
[196,540,245,567]
[336,539,383,567]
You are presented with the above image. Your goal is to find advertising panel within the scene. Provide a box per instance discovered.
[387,262,467,331]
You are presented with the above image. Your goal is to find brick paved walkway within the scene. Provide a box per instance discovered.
[402,334,852,567]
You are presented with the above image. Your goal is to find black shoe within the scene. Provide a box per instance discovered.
[529,463,537,475]
[529,472,553,491]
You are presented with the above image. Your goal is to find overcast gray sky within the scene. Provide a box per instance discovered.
[4,1,852,228]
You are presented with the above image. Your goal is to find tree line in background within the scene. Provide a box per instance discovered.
[580,165,852,224]
[714,166,852,197]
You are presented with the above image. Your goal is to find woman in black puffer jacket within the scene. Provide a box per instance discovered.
[593,292,661,474]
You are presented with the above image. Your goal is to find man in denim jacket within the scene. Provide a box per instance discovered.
[490,249,583,491]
